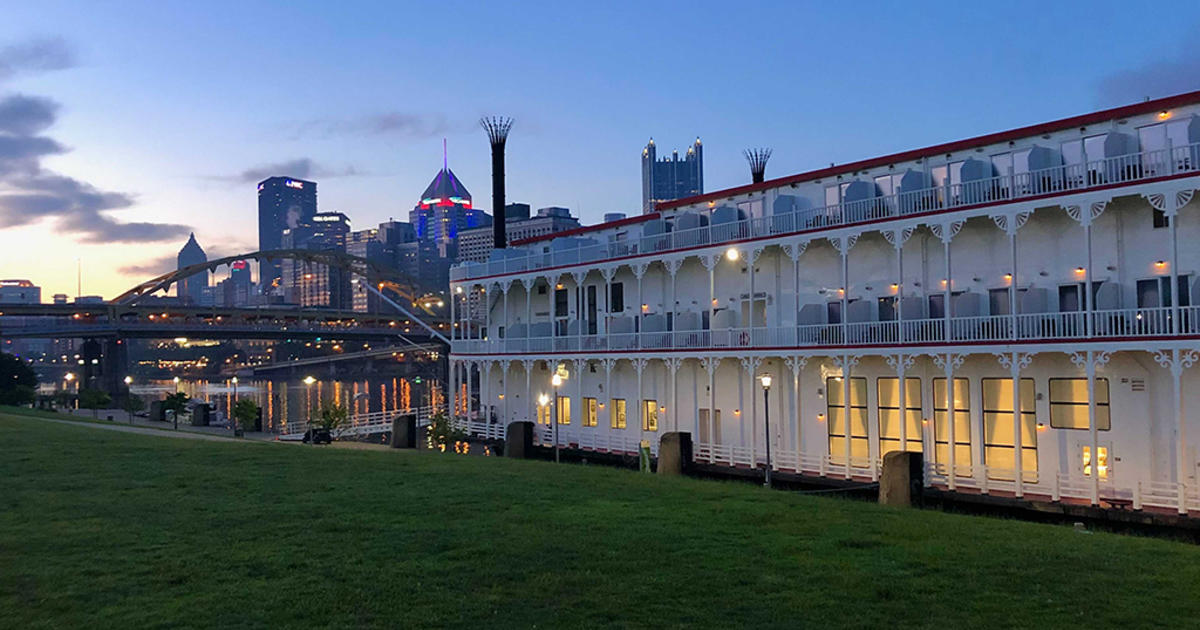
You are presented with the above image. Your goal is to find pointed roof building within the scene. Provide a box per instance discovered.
[176,232,208,305]
[417,167,472,209]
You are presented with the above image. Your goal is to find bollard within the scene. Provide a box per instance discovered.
[657,432,692,476]
[879,451,924,507]
[390,414,417,449]
[505,421,534,459]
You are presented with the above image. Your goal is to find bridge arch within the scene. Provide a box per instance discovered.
[113,249,427,305]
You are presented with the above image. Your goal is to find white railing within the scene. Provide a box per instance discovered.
[452,142,1200,282]
[454,306,1193,355]
[278,405,438,440]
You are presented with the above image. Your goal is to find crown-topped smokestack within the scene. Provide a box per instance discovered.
[480,116,513,249]
[744,148,772,184]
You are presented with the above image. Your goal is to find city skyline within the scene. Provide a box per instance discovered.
[1,1,1200,299]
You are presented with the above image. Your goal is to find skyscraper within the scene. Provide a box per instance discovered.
[176,232,207,305]
[258,176,317,293]
[409,164,490,262]
[280,212,352,309]
[641,137,703,213]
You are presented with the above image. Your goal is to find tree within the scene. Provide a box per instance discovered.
[123,395,145,424]
[231,399,259,436]
[0,351,37,407]
[163,392,189,421]
[78,388,112,419]
[314,400,347,432]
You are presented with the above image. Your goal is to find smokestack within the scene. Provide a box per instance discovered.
[744,147,772,184]
[480,116,513,249]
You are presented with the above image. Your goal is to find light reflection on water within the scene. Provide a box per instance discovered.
[131,376,438,431]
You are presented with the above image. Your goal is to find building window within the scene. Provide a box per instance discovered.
[1049,378,1110,430]
[1082,445,1110,479]
[877,296,897,321]
[537,401,551,425]
[932,377,972,471]
[989,287,1011,316]
[556,395,570,425]
[877,377,922,456]
[981,378,1038,481]
[583,397,598,427]
[610,282,624,313]
[642,400,658,431]
[554,288,568,317]
[611,398,627,429]
[1153,209,1169,229]
[827,376,868,463]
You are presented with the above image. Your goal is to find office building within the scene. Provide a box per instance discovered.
[410,164,490,263]
[176,233,208,305]
[258,176,317,293]
[642,137,703,213]
[457,205,581,264]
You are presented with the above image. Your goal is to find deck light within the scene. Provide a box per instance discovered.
[1004,273,1012,281]
[759,374,772,389]
[1074,267,1086,275]
[1156,260,1167,269]
[1037,422,1046,431]
[1159,110,1171,120]
[890,283,899,291]
[556,283,563,290]
[817,413,825,422]
[456,286,463,294]
[725,247,740,261]
[64,372,74,381]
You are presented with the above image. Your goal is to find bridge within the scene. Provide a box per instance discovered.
[2,248,451,401]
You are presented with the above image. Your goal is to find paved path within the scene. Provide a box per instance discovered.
[10,415,255,443]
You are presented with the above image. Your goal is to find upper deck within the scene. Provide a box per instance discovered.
[451,91,1200,284]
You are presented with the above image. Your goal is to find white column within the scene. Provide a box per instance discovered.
[786,355,806,471]
[1169,195,1181,335]
[702,357,718,443]
[841,354,853,479]
[524,359,533,423]
[1156,349,1195,514]
[604,358,615,429]
[634,358,647,437]
[502,283,509,346]
[573,358,585,429]
[742,356,762,466]
[667,357,682,432]
[502,360,509,424]
[933,353,962,491]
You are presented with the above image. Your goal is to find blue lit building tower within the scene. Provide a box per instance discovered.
[257,176,317,293]
[641,137,703,213]
[409,159,490,262]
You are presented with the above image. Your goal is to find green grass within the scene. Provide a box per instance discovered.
[2,409,1199,629]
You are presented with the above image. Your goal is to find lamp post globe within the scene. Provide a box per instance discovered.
[760,373,773,488]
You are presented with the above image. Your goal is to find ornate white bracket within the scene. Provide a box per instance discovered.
[632,263,649,280]
[931,353,964,371]
[833,354,860,371]
[699,253,722,271]
[748,247,764,265]
[520,358,537,373]
[1154,348,1200,377]
[884,354,915,371]
[993,352,1034,372]
[664,357,684,373]
[882,226,914,249]
[632,358,649,375]
[830,234,859,255]
[600,267,618,282]
[1144,190,1195,217]
[1070,351,1112,372]
[1065,200,1108,226]
[784,355,808,375]
[781,240,810,262]
[664,258,684,276]
[571,271,587,285]
[602,358,618,373]
[740,356,763,373]
[930,220,964,244]
[700,356,721,376]
[990,211,1030,236]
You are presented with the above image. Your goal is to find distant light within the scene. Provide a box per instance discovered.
[1074,267,1085,275]
[1156,260,1167,269]
[174,337,188,345]
[123,376,132,385]
[1159,110,1172,120]
[303,376,316,385]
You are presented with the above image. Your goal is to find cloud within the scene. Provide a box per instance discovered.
[0,37,75,82]
[1096,42,1200,107]
[117,242,259,278]
[219,157,361,184]
[291,112,464,139]
[0,39,190,244]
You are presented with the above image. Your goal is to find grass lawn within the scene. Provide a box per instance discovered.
[2,409,1199,628]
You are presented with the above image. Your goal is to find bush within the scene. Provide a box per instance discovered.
[78,388,112,418]
[314,400,347,431]
[425,413,467,451]
[232,398,259,433]
[0,352,37,406]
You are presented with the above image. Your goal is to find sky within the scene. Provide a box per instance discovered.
[1,0,1199,299]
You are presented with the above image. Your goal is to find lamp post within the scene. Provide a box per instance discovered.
[64,372,75,410]
[230,376,239,435]
[124,376,133,424]
[538,392,550,456]
[551,372,564,463]
[172,376,181,430]
[760,373,773,488]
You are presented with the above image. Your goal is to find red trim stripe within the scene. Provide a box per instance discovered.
[656,90,1200,211]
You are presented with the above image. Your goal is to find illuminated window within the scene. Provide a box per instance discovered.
[536,402,551,425]
[827,377,868,464]
[583,397,598,427]
[641,400,659,431]
[1082,445,1110,479]
[981,378,1038,482]
[932,378,972,472]
[556,395,571,425]
[611,398,627,429]
[1049,378,1110,430]
[876,377,922,456]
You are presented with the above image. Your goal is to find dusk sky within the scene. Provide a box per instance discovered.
[2,0,1199,299]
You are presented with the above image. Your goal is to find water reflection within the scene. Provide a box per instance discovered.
[130,376,442,432]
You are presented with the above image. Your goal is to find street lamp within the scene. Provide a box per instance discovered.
[551,370,566,463]
[304,376,316,424]
[760,373,773,488]
[123,376,134,423]
[172,376,181,430]
[537,393,550,449]
[231,376,239,402]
